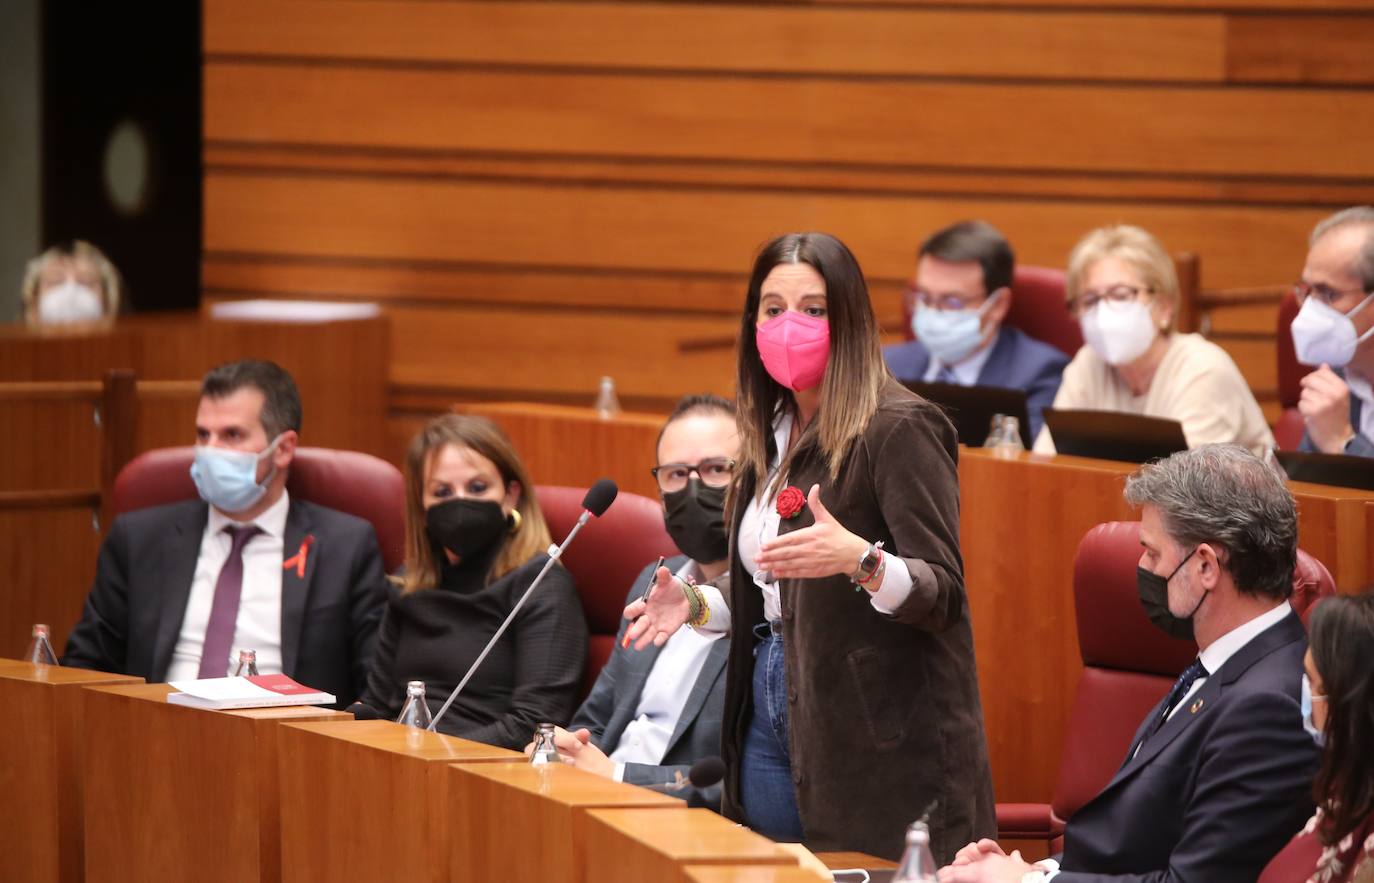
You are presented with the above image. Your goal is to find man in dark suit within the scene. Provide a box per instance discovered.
[541,394,734,807]
[884,220,1067,438]
[941,444,1320,883]
[62,360,387,705]
[1291,206,1374,457]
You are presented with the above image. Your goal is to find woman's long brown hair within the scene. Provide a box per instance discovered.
[397,414,553,594]
[735,232,889,499]
[1310,593,1374,846]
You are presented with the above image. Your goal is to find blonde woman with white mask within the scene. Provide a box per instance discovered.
[1032,225,1274,456]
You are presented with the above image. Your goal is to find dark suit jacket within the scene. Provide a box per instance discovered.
[883,325,1068,438]
[720,380,995,863]
[570,556,728,809]
[1057,612,1319,882]
[62,497,388,705]
[1299,370,1374,457]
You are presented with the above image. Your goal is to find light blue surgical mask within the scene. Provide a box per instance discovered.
[1300,672,1326,747]
[912,291,1000,367]
[190,435,283,514]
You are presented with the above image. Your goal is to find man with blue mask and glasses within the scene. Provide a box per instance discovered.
[1290,206,1374,458]
[883,220,1067,438]
[63,360,387,706]
[941,445,1319,883]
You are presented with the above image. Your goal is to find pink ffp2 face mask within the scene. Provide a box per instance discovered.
[755,312,830,391]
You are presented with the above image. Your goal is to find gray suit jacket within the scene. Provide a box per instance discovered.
[1298,369,1374,457]
[569,556,728,809]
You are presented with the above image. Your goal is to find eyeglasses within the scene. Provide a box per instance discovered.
[904,285,984,313]
[1069,284,1152,317]
[1292,280,1371,307]
[650,457,735,493]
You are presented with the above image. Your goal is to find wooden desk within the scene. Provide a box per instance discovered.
[454,402,665,499]
[583,807,798,882]
[276,719,522,883]
[684,867,827,882]
[448,761,678,883]
[960,447,1374,804]
[0,661,140,883]
[82,683,347,883]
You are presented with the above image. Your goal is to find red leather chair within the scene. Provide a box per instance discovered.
[112,446,406,572]
[996,520,1336,850]
[536,485,681,701]
[1274,289,1314,450]
[900,264,1083,359]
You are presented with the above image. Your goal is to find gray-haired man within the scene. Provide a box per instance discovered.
[942,445,1319,883]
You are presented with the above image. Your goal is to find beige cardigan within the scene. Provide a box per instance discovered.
[1033,332,1275,457]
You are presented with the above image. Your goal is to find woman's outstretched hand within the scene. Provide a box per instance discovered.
[756,484,868,580]
[621,565,690,650]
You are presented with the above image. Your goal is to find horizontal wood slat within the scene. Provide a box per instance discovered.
[1225,15,1374,85]
[204,0,1227,83]
[203,145,1374,209]
[204,62,1374,180]
[204,172,1322,290]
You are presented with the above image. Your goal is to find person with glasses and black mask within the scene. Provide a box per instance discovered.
[1289,206,1374,458]
[531,394,736,808]
[1032,224,1273,457]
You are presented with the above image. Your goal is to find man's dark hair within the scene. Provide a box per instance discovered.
[200,359,302,439]
[919,220,1015,295]
[656,393,735,461]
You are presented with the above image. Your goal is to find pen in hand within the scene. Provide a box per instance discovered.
[623,556,666,649]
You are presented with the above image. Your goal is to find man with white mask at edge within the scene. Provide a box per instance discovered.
[1289,205,1374,457]
[62,359,388,706]
[884,220,1067,439]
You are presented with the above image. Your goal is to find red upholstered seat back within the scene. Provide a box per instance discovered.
[112,446,406,572]
[1274,290,1314,450]
[900,264,1082,359]
[535,486,681,700]
[1051,521,1336,823]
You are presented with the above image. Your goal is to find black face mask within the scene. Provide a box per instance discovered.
[662,479,729,564]
[1136,547,1203,641]
[425,498,508,561]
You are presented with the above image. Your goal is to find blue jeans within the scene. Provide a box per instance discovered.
[740,623,804,841]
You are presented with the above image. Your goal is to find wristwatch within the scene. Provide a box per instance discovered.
[850,540,885,585]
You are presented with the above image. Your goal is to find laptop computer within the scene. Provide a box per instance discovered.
[903,381,1033,449]
[1042,408,1188,464]
[1274,448,1374,492]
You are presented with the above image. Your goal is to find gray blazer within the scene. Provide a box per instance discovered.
[569,556,728,809]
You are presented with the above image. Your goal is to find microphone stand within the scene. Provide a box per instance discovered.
[426,510,596,732]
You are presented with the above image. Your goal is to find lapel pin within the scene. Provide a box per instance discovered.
[283,534,316,579]
[1190,698,1205,714]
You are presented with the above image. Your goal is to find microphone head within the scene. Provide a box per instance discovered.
[688,756,726,788]
[581,479,619,517]
[347,701,382,721]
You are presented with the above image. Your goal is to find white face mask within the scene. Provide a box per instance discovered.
[1080,300,1157,366]
[1290,292,1374,368]
[912,291,1000,366]
[37,281,104,325]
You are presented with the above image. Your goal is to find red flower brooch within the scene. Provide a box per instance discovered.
[776,486,806,520]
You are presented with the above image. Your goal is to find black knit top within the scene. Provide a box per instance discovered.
[359,544,588,749]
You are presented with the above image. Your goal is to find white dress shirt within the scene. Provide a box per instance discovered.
[611,561,724,781]
[696,412,914,633]
[1035,601,1294,882]
[922,335,996,385]
[165,491,290,681]
[1343,369,1374,445]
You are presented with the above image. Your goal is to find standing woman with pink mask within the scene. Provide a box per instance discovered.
[624,232,994,862]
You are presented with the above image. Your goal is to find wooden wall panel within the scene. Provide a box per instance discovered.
[202,0,1374,424]
[206,1,1227,82]
[206,63,1374,180]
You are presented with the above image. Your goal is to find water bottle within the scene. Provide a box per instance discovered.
[892,819,938,882]
[985,413,1025,456]
[24,624,58,666]
[529,722,560,765]
[232,649,260,677]
[397,681,433,729]
[593,376,621,419]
